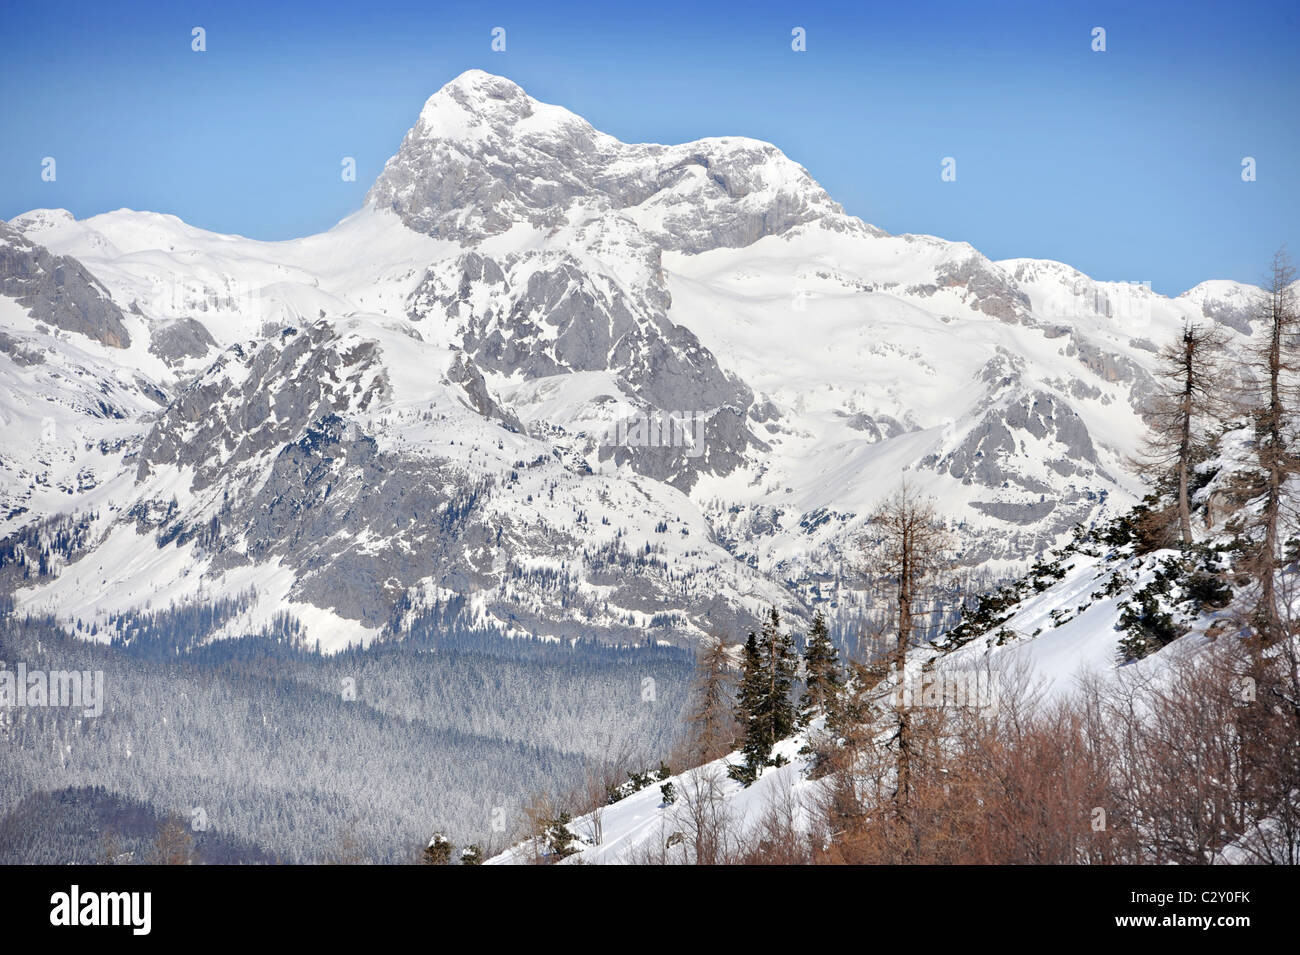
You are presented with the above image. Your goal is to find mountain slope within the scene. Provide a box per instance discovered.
[0,70,1270,651]
[486,434,1300,864]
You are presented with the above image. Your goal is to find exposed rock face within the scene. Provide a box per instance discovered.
[969,499,1058,525]
[912,351,1112,552]
[1066,339,1157,413]
[597,405,763,491]
[115,320,784,642]
[378,70,801,492]
[1180,280,1260,335]
[835,410,909,442]
[148,317,218,366]
[136,323,389,491]
[0,221,131,348]
[366,70,855,254]
[406,232,761,490]
[444,351,522,432]
[238,415,497,627]
[935,256,1032,324]
[0,330,45,366]
[930,386,1099,493]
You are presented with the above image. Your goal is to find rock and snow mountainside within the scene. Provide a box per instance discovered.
[487,426,1290,864]
[0,69,1271,651]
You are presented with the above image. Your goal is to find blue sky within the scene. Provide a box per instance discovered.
[1,0,1296,294]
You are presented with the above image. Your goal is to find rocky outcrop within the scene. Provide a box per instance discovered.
[407,237,760,489]
[136,323,388,490]
[444,351,522,432]
[0,221,131,348]
[935,256,1031,324]
[148,317,217,366]
[927,387,1100,496]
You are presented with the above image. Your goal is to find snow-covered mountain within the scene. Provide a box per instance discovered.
[487,420,1298,865]
[0,69,1267,651]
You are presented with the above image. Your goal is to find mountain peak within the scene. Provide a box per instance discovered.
[435,68,528,101]
[7,207,76,236]
[367,72,851,250]
[407,70,592,145]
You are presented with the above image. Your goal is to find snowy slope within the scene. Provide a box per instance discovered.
[486,733,820,865]
[486,509,1273,865]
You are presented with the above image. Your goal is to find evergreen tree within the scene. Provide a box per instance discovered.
[732,608,797,781]
[734,632,767,774]
[759,608,798,747]
[798,611,843,727]
[543,812,578,860]
[423,832,452,864]
[459,844,483,865]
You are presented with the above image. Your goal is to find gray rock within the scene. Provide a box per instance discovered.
[0,330,45,365]
[148,317,217,366]
[969,499,1057,525]
[0,221,131,348]
[136,322,388,491]
[444,351,522,432]
[1200,297,1254,335]
[934,257,1031,324]
[407,243,761,488]
[927,388,1099,496]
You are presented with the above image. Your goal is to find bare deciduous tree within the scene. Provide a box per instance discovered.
[862,482,951,810]
[150,816,195,866]
[682,634,738,765]
[1246,249,1300,646]
[1136,320,1229,545]
[677,766,733,864]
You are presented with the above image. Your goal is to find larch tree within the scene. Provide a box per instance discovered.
[864,482,951,808]
[1247,249,1299,646]
[150,816,196,866]
[685,634,738,764]
[1137,319,1229,546]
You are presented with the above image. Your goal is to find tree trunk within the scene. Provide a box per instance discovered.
[1177,334,1195,546]
[1260,303,1284,644]
[896,527,912,809]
